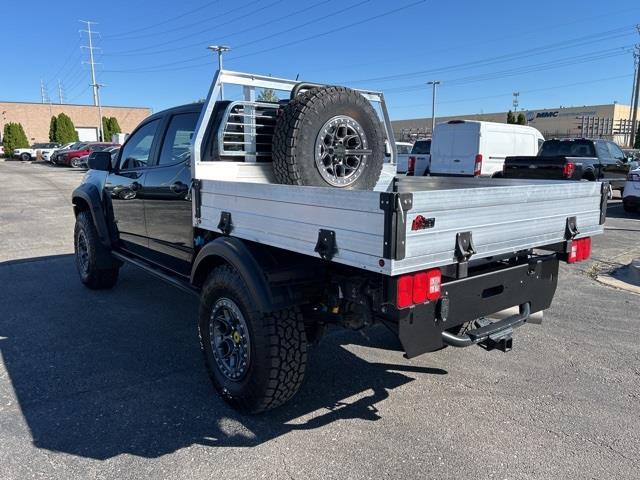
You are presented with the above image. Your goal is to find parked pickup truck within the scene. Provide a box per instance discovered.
[503,138,631,192]
[72,70,606,414]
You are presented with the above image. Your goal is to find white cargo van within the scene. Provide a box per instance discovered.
[429,120,544,177]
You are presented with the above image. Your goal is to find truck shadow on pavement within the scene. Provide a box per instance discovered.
[0,255,446,460]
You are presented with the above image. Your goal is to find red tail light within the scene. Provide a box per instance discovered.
[395,268,441,308]
[563,162,576,179]
[567,237,591,263]
[407,156,416,175]
[473,154,483,176]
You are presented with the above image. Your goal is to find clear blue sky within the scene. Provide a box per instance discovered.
[2,0,639,119]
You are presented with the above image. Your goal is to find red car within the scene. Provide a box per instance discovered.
[57,143,119,167]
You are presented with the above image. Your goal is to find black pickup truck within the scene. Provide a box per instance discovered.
[70,71,607,414]
[503,138,631,192]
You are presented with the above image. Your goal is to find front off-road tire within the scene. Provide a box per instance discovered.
[273,86,385,190]
[199,265,307,413]
[74,211,120,289]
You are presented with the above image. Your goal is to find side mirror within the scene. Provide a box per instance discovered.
[88,151,112,171]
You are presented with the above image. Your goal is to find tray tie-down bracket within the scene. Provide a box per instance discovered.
[315,229,338,260]
[453,231,476,279]
[217,211,233,235]
[563,216,579,254]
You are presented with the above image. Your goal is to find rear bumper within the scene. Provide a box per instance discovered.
[391,255,559,358]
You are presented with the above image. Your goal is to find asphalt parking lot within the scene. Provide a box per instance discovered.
[1,159,639,480]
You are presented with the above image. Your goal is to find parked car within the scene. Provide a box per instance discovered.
[71,69,606,413]
[50,142,87,165]
[623,165,640,213]
[503,138,631,192]
[13,143,60,161]
[394,141,415,173]
[58,143,119,167]
[430,120,544,177]
[407,138,431,176]
[77,146,120,169]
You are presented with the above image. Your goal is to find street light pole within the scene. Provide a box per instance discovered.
[427,81,440,136]
[208,45,231,99]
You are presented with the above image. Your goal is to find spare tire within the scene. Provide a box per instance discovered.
[273,86,384,189]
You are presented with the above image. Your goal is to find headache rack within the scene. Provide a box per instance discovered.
[192,69,396,179]
[218,101,279,162]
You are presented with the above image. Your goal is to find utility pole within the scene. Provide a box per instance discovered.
[630,41,640,147]
[427,80,440,135]
[80,20,103,141]
[58,80,65,104]
[40,79,47,104]
[513,92,520,113]
[208,45,231,98]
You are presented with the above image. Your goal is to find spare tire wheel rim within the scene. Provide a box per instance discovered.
[209,298,251,381]
[315,115,372,187]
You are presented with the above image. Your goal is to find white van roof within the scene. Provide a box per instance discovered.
[442,120,542,133]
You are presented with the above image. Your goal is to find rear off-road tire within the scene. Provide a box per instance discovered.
[74,211,120,289]
[273,86,385,190]
[199,265,307,413]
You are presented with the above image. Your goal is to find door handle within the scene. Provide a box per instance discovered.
[170,182,188,194]
[130,181,141,191]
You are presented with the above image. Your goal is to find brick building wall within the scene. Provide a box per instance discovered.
[0,101,151,143]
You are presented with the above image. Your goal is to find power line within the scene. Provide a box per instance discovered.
[101,0,412,74]
[341,25,636,85]
[389,73,634,111]
[233,0,367,50]
[383,45,632,95]
[103,0,220,39]
[105,0,265,45]
[229,0,426,61]
[66,85,92,104]
[105,0,334,58]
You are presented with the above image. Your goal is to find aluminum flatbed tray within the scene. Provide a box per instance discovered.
[195,176,606,276]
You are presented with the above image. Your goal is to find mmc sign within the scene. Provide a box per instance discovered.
[527,111,559,122]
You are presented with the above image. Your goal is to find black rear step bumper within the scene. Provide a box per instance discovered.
[441,302,530,348]
[394,255,558,358]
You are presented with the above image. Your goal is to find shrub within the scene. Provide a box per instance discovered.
[55,113,79,143]
[49,116,57,142]
[2,122,29,156]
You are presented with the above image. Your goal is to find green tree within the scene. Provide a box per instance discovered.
[516,113,526,125]
[257,88,279,102]
[506,110,516,124]
[102,116,111,142]
[55,113,78,143]
[101,116,121,142]
[108,117,121,136]
[2,122,29,157]
[48,116,57,142]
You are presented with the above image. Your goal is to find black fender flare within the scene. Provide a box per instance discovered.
[71,183,112,249]
[191,237,277,313]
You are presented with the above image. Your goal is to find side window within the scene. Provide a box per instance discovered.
[595,141,611,161]
[607,142,625,161]
[158,112,199,166]
[119,119,160,170]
